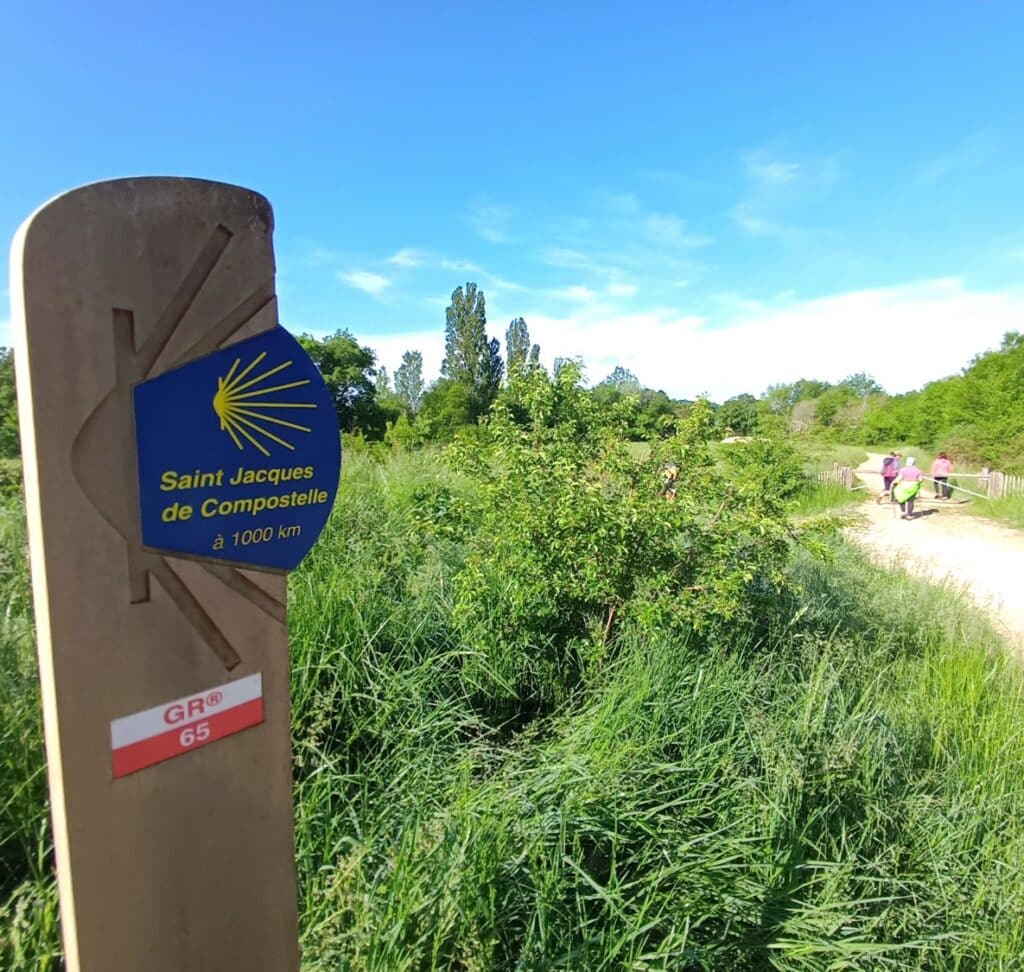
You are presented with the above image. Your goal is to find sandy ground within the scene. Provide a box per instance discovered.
[848,453,1024,652]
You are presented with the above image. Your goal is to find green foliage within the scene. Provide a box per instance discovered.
[287,470,1024,968]
[446,369,805,714]
[298,329,387,438]
[598,365,640,393]
[441,282,503,421]
[804,444,869,471]
[0,500,58,972]
[716,392,759,435]
[857,331,1024,471]
[417,377,476,441]
[0,461,23,500]
[842,371,884,397]
[719,433,808,500]
[973,494,1024,531]
[393,350,424,414]
[383,412,421,451]
[790,480,866,516]
[6,443,1024,967]
[590,371,681,441]
[504,317,531,379]
[757,375,884,442]
[814,383,855,426]
[761,378,831,414]
[0,349,20,459]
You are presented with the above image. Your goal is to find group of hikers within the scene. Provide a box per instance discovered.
[878,450,955,519]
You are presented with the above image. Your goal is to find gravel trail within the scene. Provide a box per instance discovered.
[849,453,1024,651]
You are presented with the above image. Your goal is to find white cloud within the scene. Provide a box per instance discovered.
[607,282,638,298]
[482,273,529,297]
[542,247,596,271]
[478,226,507,244]
[470,202,511,243]
[918,131,998,185]
[0,318,11,347]
[388,248,425,267]
[514,279,1024,400]
[368,328,446,387]
[734,146,841,238]
[643,214,709,248]
[730,202,780,237]
[343,279,1024,403]
[304,245,345,267]
[441,258,482,275]
[339,270,391,295]
[745,150,801,185]
[540,247,623,279]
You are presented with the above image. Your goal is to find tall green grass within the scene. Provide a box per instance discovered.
[795,445,870,515]
[804,444,868,472]
[288,454,1024,969]
[0,506,61,971]
[3,451,1024,969]
[973,494,1024,531]
[791,481,867,516]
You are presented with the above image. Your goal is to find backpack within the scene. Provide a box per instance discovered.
[881,456,895,474]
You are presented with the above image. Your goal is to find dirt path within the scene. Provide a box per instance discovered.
[849,453,1024,651]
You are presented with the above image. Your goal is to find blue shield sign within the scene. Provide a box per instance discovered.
[134,327,341,570]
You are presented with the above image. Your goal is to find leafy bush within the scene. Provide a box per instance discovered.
[6,414,1024,970]
[446,366,810,715]
[0,460,22,500]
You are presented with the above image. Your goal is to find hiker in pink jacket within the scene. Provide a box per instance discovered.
[892,457,924,519]
[931,452,954,499]
[877,451,901,503]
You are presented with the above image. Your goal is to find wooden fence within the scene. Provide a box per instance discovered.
[815,464,854,490]
[814,465,1023,499]
[942,471,1022,499]
[993,472,1023,498]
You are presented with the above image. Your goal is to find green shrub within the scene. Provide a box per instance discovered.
[0,460,22,500]
[5,434,1024,970]
[446,371,809,717]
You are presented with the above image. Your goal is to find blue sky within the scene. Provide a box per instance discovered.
[4,1,1024,400]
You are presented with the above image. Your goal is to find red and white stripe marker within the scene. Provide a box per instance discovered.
[110,673,264,778]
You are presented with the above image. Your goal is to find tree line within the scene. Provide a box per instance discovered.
[294,282,694,448]
[732,333,1024,471]
[1,295,1021,471]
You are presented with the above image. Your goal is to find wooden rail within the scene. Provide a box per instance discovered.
[949,471,1023,499]
[815,464,854,489]
[814,464,1022,499]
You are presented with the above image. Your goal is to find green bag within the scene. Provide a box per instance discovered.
[892,480,921,503]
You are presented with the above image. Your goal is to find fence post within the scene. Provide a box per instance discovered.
[990,470,1004,499]
[842,466,854,490]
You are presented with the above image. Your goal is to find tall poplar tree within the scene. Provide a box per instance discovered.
[442,282,488,383]
[505,317,530,377]
[442,282,502,419]
[394,350,425,414]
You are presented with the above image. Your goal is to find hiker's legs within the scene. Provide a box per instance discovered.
[906,495,915,517]
[934,476,947,498]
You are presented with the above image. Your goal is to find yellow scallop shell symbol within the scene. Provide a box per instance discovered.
[212,351,316,456]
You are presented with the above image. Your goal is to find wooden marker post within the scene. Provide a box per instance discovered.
[11,178,341,971]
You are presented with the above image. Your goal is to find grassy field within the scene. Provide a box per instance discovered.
[789,480,867,517]
[3,449,1024,969]
[804,444,869,472]
[973,494,1024,531]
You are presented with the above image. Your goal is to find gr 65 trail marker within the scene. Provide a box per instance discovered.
[111,674,264,778]
[12,177,337,972]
